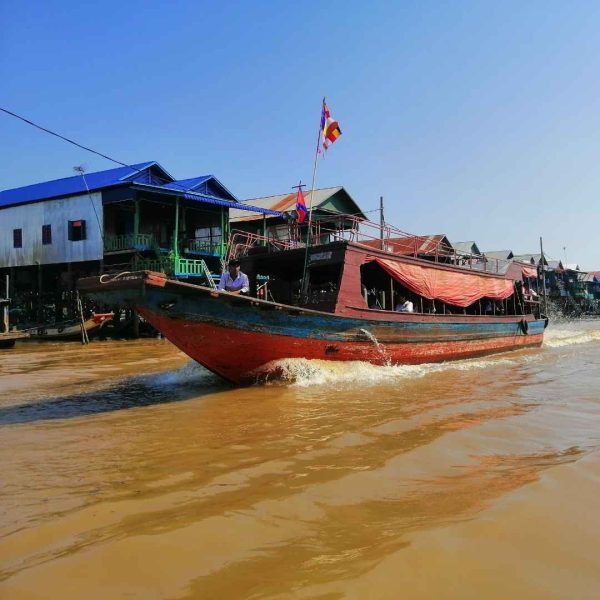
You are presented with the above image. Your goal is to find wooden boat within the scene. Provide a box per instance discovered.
[78,228,548,384]
[0,277,29,348]
[26,313,113,341]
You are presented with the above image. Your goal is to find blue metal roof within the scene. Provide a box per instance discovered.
[161,176,212,191]
[182,192,281,215]
[0,162,284,217]
[131,183,283,216]
[0,161,163,209]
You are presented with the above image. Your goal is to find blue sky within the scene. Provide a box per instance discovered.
[2,1,600,268]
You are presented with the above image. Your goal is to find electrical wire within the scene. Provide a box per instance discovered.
[1,106,382,215]
[0,107,205,197]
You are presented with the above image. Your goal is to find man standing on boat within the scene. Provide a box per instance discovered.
[217,260,249,295]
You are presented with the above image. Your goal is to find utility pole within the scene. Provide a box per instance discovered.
[380,196,384,250]
[540,236,549,316]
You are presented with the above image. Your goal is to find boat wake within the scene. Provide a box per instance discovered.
[261,355,536,388]
[543,324,600,348]
[146,322,600,389]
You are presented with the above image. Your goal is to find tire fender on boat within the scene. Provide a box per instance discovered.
[520,319,529,335]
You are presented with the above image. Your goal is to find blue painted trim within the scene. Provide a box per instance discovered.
[140,287,545,344]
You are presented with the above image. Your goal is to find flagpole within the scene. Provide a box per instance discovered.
[301,97,325,298]
[307,96,325,227]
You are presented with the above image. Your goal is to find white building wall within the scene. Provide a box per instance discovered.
[0,193,104,268]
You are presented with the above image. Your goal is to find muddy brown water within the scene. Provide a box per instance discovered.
[1,323,600,599]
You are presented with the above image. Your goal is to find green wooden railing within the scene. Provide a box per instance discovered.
[104,233,154,252]
[133,256,216,286]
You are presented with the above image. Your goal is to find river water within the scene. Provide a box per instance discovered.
[1,322,600,599]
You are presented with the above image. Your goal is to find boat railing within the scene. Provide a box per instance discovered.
[226,216,515,276]
[314,216,515,275]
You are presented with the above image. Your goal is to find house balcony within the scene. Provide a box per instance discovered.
[104,233,154,253]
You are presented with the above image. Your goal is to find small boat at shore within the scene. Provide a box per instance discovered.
[78,219,548,384]
[25,313,113,341]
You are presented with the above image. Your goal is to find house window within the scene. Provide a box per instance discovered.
[13,228,22,248]
[42,224,52,245]
[68,220,87,241]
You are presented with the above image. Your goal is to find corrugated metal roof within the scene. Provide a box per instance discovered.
[512,253,546,265]
[161,176,212,191]
[0,161,165,208]
[583,271,600,282]
[230,186,365,222]
[452,241,481,255]
[483,250,514,260]
[182,192,280,215]
[1,162,283,217]
[129,183,282,216]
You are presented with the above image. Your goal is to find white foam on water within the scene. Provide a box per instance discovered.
[264,354,529,388]
[543,325,600,348]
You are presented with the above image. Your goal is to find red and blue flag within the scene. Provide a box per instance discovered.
[296,187,308,223]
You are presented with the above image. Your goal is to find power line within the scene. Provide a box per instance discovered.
[1,106,378,214]
[0,106,197,196]
[0,106,135,169]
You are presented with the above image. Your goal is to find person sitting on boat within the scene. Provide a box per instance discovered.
[217,260,249,295]
[523,284,539,302]
[395,295,414,313]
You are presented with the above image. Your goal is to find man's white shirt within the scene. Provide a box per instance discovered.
[218,271,249,293]
[395,300,414,313]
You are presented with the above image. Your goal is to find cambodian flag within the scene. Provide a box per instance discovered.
[296,188,308,223]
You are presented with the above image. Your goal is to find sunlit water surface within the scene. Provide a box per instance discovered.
[1,324,600,599]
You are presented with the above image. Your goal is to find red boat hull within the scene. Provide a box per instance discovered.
[138,307,543,384]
